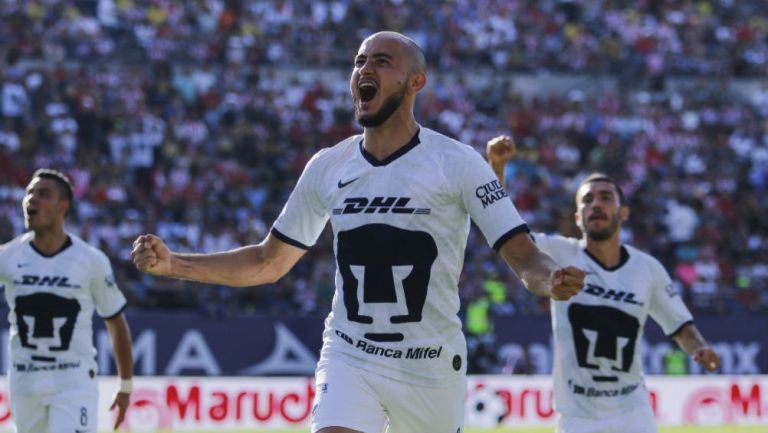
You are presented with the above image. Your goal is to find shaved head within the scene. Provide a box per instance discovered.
[351,31,428,128]
[363,31,426,74]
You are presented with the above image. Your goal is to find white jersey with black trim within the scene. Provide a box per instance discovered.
[272,127,528,386]
[532,233,693,419]
[0,232,127,395]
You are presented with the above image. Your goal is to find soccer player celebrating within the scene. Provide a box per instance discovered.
[0,169,133,432]
[132,32,584,433]
[486,135,720,433]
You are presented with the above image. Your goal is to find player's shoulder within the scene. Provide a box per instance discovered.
[533,232,581,249]
[418,127,478,157]
[624,244,667,273]
[68,234,112,267]
[0,232,33,256]
[416,127,491,181]
[310,134,362,166]
[530,232,581,262]
[297,135,362,186]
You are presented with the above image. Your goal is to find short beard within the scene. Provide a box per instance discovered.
[355,84,406,128]
[585,215,620,241]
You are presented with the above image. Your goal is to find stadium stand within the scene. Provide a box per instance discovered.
[1,0,766,321]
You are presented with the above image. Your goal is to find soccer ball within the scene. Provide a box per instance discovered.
[465,383,506,428]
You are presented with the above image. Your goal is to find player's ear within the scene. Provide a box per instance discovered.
[409,71,426,94]
[620,205,629,223]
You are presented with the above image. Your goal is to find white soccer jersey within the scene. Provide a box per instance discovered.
[0,232,126,395]
[272,127,528,386]
[532,233,693,419]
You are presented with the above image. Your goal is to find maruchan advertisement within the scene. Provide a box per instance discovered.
[0,311,763,430]
[0,376,763,430]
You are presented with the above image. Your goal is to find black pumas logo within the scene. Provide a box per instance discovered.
[568,303,640,381]
[333,197,430,215]
[15,292,81,361]
[13,275,81,289]
[337,224,437,342]
[476,180,507,208]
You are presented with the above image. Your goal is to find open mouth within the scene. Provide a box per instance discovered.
[359,83,377,103]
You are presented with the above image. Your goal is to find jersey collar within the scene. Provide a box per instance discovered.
[583,245,630,271]
[29,236,73,258]
[359,128,421,167]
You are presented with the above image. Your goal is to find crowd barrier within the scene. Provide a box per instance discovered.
[0,375,764,431]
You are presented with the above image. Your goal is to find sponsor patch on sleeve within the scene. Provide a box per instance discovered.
[475,180,507,208]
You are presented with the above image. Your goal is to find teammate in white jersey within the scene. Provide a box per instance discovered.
[0,169,134,432]
[131,32,584,433]
[487,136,720,433]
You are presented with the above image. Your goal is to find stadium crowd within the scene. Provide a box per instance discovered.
[2,0,768,77]
[1,0,767,319]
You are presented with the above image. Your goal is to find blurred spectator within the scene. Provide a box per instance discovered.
[0,0,766,319]
[501,345,534,375]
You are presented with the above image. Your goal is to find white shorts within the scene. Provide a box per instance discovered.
[311,359,466,433]
[10,385,98,433]
[556,403,657,433]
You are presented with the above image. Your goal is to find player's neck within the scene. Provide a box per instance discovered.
[362,114,419,161]
[584,237,622,268]
[31,226,68,256]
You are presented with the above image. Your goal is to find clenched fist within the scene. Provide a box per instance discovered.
[486,135,517,168]
[550,266,585,301]
[693,346,721,372]
[131,234,172,277]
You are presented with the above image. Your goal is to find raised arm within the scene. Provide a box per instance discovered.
[485,135,517,187]
[672,323,721,372]
[498,232,584,300]
[485,135,583,300]
[131,232,306,287]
